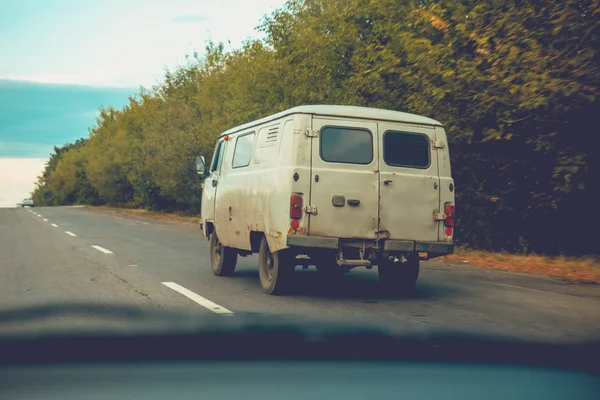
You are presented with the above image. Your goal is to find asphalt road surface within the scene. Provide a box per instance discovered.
[1,206,599,342]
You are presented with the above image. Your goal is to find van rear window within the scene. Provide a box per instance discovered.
[320,127,373,165]
[383,131,430,169]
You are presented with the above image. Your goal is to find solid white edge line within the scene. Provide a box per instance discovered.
[65,231,77,237]
[161,282,233,315]
[91,245,114,255]
[43,218,48,221]
[51,223,58,227]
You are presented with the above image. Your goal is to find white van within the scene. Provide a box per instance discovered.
[196,105,455,295]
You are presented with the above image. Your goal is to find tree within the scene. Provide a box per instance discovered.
[33,0,600,255]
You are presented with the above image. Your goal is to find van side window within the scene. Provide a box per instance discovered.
[320,127,373,165]
[232,132,255,168]
[383,131,430,169]
[210,141,225,173]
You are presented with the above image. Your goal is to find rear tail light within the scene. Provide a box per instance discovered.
[290,194,303,219]
[444,203,455,228]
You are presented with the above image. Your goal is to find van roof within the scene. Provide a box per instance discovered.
[220,105,443,137]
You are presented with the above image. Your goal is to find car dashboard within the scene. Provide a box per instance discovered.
[1,306,598,399]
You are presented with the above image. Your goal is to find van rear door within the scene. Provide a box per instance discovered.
[377,122,440,242]
[309,118,379,239]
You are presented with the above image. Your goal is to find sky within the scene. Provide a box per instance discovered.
[0,0,287,207]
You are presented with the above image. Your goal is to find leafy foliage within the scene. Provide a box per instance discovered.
[33,0,600,255]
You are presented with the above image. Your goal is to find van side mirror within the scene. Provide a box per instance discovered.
[195,155,207,176]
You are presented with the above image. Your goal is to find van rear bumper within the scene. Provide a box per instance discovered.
[287,235,454,257]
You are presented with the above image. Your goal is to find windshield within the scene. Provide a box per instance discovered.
[0,0,598,372]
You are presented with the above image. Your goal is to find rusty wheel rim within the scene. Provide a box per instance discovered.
[212,238,222,267]
[264,247,274,282]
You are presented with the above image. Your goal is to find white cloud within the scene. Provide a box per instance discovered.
[172,14,210,23]
[0,158,46,208]
[0,0,288,87]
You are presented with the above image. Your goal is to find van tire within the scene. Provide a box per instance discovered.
[378,255,420,294]
[210,233,237,276]
[258,237,292,295]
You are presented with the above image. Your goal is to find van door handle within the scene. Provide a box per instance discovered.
[384,179,393,185]
[212,179,218,187]
[347,199,360,207]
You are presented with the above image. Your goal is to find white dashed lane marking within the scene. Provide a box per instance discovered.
[26,211,234,316]
[91,245,114,255]
[161,282,233,315]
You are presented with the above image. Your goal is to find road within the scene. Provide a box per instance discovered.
[1,206,599,342]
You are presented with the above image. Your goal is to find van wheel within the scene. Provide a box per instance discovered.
[378,255,420,294]
[210,233,237,276]
[258,237,292,295]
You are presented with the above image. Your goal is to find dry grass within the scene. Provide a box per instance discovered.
[435,249,600,284]
[84,206,200,224]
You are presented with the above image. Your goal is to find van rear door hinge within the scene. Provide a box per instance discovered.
[433,211,447,221]
[305,205,318,215]
[305,128,319,138]
[432,139,445,149]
